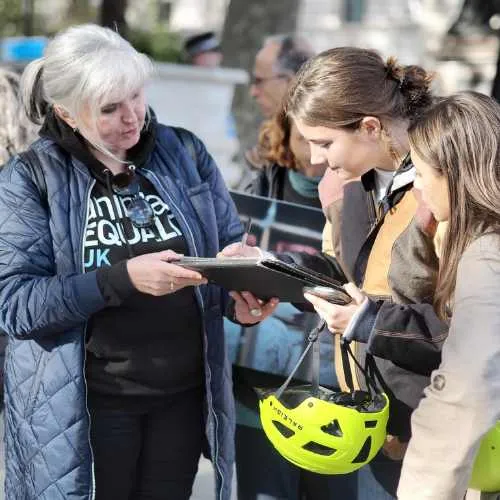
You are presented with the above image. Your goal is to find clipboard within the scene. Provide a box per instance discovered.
[177,256,349,303]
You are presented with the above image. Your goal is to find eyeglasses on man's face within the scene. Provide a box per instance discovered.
[250,74,289,87]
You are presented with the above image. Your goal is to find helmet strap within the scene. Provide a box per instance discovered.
[275,317,326,399]
[273,318,383,400]
[341,339,380,396]
[311,331,321,396]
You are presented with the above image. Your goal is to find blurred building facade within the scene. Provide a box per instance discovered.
[27,0,498,188]
[132,0,498,94]
[36,0,498,95]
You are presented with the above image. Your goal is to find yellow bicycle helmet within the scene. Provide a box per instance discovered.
[258,317,389,475]
[469,422,500,492]
[259,385,389,474]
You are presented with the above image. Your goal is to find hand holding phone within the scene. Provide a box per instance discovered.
[303,285,352,306]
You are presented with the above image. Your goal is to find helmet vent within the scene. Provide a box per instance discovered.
[321,419,343,437]
[272,420,295,438]
[302,441,336,456]
[352,436,372,463]
[365,420,378,429]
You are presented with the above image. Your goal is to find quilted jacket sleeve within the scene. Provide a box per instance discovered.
[0,158,107,339]
[190,133,243,249]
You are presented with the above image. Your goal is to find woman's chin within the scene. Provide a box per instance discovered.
[337,169,355,180]
[121,134,141,151]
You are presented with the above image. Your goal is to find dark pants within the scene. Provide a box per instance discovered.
[235,424,358,500]
[89,387,204,500]
[357,451,402,500]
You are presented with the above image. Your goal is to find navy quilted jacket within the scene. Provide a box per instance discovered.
[0,124,242,499]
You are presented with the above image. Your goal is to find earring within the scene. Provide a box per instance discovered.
[73,127,78,133]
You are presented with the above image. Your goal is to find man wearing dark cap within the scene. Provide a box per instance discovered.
[183,31,223,68]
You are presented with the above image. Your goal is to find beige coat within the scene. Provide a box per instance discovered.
[398,233,500,500]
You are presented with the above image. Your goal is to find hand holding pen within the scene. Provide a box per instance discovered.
[240,217,252,248]
[217,217,261,259]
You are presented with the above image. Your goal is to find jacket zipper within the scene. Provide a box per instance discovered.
[141,169,225,499]
[78,177,96,500]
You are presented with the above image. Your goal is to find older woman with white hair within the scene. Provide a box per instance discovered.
[0,24,275,500]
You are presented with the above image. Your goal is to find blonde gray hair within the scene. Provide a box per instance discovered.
[21,24,153,127]
[0,69,38,164]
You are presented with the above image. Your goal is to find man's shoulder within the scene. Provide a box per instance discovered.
[244,144,267,170]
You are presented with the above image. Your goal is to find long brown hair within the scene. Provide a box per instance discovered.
[409,91,500,318]
[258,108,295,169]
[286,47,433,130]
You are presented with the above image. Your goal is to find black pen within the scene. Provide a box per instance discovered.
[241,217,252,248]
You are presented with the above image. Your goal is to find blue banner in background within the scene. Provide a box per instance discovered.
[1,36,47,62]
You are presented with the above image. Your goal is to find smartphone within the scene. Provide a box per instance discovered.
[303,285,352,305]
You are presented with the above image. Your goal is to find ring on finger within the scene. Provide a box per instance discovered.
[250,308,262,317]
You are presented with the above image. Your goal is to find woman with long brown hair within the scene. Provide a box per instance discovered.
[248,109,328,208]
[397,91,500,499]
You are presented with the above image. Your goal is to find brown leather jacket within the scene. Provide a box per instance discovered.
[321,162,449,445]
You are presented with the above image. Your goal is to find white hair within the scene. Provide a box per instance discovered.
[21,24,153,126]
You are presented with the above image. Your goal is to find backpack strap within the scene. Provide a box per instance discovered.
[171,126,198,165]
[18,149,48,210]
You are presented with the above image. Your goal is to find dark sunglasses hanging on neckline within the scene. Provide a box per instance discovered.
[108,165,155,228]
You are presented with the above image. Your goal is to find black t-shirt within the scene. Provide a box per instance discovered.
[84,174,203,401]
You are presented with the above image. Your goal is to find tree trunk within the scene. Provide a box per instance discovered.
[22,0,35,36]
[220,0,300,154]
[100,0,128,39]
[66,0,92,24]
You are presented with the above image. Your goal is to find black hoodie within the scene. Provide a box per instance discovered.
[40,112,203,407]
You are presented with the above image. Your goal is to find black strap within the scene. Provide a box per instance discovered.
[341,339,379,396]
[340,340,355,393]
[172,126,197,165]
[274,318,325,399]
[18,149,48,210]
[311,328,321,396]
